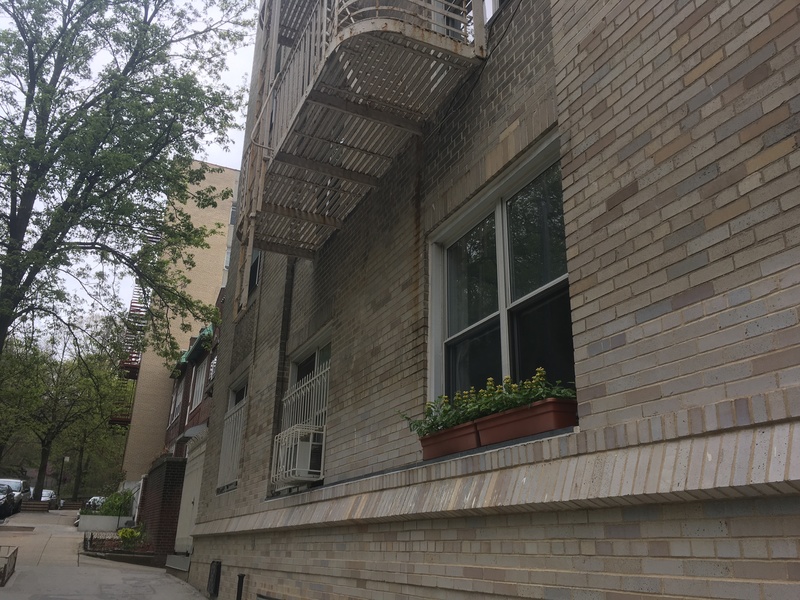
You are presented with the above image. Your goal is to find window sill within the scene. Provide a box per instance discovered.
[215,481,238,495]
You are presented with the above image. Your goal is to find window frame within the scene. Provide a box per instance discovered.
[229,380,248,412]
[288,330,331,387]
[429,132,567,401]
[169,378,185,424]
[188,356,209,415]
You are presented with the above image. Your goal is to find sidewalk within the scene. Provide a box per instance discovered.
[0,510,206,599]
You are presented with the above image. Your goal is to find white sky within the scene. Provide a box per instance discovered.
[201,42,255,171]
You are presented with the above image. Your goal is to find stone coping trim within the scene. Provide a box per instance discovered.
[193,420,800,537]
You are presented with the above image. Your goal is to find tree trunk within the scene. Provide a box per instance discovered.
[34,442,52,502]
[72,441,87,500]
[0,311,12,358]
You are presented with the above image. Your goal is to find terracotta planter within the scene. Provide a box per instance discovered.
[475,398,577,446]
[419,421,480,460]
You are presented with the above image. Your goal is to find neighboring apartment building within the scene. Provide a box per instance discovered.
[121,164,238,487]
[166,299,223,561]
[190,1,800,598]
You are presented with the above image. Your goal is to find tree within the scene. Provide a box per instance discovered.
[0,333,42,468]
[0,0,253,359]
[0,316,131,500]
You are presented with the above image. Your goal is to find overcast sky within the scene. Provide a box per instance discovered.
[201,42,255,171]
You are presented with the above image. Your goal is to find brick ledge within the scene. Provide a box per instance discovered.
[193,420,800,537]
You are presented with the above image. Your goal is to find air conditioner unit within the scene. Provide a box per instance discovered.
[271,423,325,487]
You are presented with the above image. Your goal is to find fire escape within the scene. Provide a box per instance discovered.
[246,0,487,489]
[112,285,148,426]
[238,0,486,259]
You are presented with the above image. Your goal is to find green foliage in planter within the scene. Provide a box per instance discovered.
[403,368,575,438]
[80,489,134,515]
[402,393,470,438]
[117,525,144,550]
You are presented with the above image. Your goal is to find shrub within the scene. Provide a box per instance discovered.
[117,525,144,551]
[98,490,134,515]
[81,489,134,515]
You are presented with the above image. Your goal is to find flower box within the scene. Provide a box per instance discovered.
[475,397,578,446]
[404,368,577,460]
[419,421,480,460]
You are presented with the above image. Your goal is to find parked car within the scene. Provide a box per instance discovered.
[0,478,31,513]
[0,484,14,518]
[85,496,105,510]
[36,489,59,509]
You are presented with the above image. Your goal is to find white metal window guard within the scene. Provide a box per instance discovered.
[217,400,247,489]
[271,361,330,488]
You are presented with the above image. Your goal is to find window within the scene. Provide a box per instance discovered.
[434,154,574,398]
[293,343,331,385]
[189,357,208,413]
[169,380,184,424]
[248,249,261,298]
[208,355,218,382]
[271,342,331,490]
[217,380,248,492]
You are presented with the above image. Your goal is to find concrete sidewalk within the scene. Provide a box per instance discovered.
[0,510,205,599]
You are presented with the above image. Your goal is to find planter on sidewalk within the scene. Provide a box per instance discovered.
[0,545,18,586]
[77,514,134,532]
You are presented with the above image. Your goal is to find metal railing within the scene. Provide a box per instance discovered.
[265,0,484,158]
[280,361,330,430]
[271,362,330,487]
[217,400,247,488]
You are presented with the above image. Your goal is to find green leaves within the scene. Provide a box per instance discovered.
[402,368,576,438]
[0,0,254,358]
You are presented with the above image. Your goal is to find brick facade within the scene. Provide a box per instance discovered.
[138,455,187,566]
[122,164,238,483]
[189,0,800,598]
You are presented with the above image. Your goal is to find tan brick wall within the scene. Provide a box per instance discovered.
[122,164,239,481]
[190,495,800,599]
[191,0,800,597]
[554,0,800,432]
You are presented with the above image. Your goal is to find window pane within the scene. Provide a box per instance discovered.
[233,384,247,406]
[296,354,316,382]
[447,214,498,336]
[510,283,575,388]
[446,317,502,396]
[318,343,331,367]
[248,249,261,296]
[507,163,567,301]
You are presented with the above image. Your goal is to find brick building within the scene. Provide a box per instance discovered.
[122,164,238,486]
[190,0,800,598]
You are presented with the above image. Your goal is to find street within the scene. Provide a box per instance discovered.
[0,510,205,599]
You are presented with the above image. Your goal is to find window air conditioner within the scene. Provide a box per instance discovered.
[271,423,324,487]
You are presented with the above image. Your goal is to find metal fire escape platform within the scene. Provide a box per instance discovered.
[240,0,486,258]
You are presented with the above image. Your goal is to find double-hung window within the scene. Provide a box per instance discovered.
[189,356,208,414]
[434,153,574,398]
[169,379,184,424]
[271,342,331,490]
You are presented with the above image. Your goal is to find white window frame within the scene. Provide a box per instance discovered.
[288,329,331,387]
[428,131,562,402]
[169,379,185,424]
[188,356,208,415]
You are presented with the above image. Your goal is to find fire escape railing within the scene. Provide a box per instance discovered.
[237,0,485,260]
[264,0,483,162]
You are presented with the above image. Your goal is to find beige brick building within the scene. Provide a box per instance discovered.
[191,0,800,598]
[122,164,238,485]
